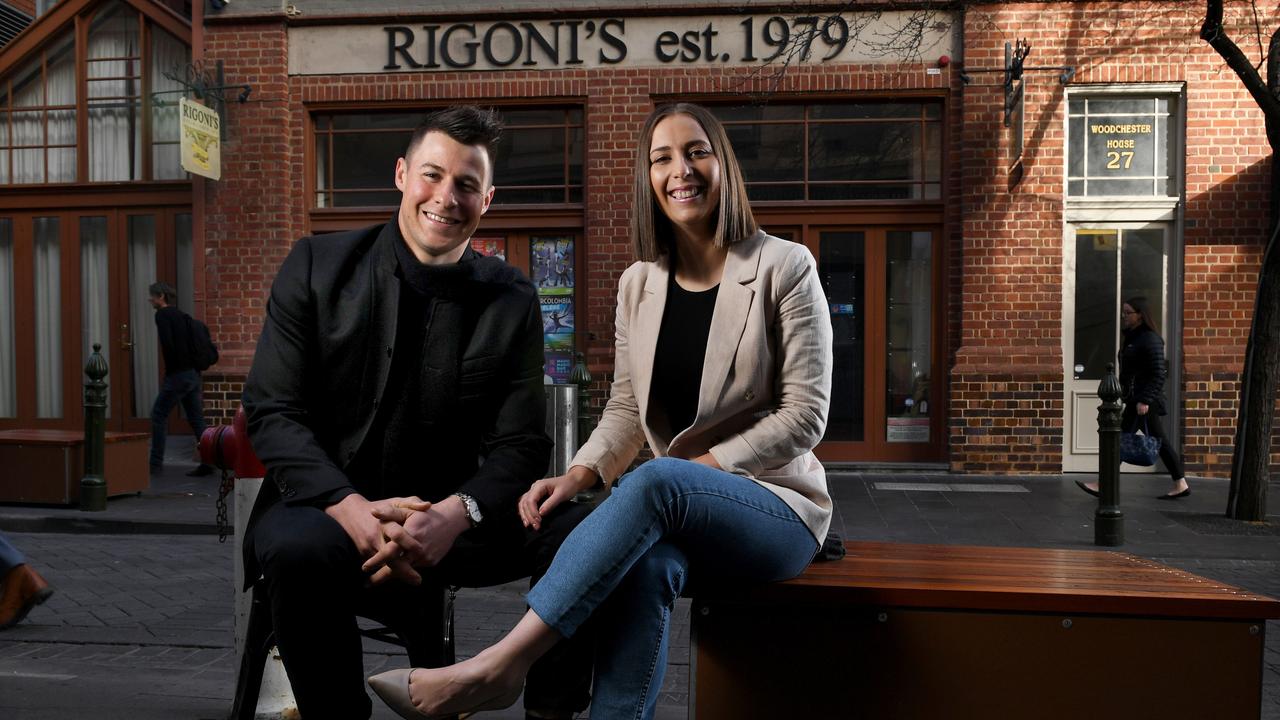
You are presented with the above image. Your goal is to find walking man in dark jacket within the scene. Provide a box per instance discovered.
[240,106,592,720]
[148,281,212,476]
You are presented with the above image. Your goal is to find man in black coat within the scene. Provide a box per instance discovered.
[242,107,591,720]
[148,281,212,476]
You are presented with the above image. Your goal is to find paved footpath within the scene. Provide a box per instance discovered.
[1,464,1277,719]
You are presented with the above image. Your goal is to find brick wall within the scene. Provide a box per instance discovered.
[201,2,1277,476]
[956,1,1278,475]
[201,21,296,381]
[201,372,245,428]
[201,13,955,437]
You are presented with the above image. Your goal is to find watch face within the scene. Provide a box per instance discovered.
[457,493,481,524]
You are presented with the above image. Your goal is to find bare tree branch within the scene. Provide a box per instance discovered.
[1201,0,1280,120]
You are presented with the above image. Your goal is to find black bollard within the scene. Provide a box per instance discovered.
[1095,362,1123,546]
[569,351,595,449]
[568,352,597,503]
[80,343,109,512]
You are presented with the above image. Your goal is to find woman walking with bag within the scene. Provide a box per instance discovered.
[366,102,833,720]
[1077,296,1189,499]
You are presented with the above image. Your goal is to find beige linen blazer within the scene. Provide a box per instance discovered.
[570,231,834,542]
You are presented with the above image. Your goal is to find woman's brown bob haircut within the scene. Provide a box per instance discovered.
[630,103,758,262]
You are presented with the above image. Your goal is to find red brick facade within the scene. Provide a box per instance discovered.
[953,2,1276,475]
[199,2,1278,477]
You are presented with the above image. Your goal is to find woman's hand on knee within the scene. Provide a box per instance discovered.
[520,467,597,530]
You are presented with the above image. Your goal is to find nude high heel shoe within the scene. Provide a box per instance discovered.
[368,668,421,719]
[368,667,521,719]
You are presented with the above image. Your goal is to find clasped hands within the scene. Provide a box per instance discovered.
[324,493,469,587]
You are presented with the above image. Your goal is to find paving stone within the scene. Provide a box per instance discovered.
[3,474,1279,719]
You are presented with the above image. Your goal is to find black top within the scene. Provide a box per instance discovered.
[342,237,482,504]
[1119,325,1168,415]
[154,305,195,375]
[653,279,719,436]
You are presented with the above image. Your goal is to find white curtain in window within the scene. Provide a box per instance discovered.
[34,217,62,418]
[128,215,158,417]
[12,57,45,184]
[0,220,15,417]
[47,36,77,182]
[151,29,188,180]
[88,4,140,182]
[80,216,111,418]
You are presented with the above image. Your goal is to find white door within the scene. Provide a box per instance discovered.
[1063,224,1170,472]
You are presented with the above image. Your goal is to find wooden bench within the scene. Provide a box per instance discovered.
[0,429,150,504]
[692,541,1280,719]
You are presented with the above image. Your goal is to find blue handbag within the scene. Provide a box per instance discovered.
[1119,417,1161,466]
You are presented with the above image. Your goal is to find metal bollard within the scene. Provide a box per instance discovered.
[1095,363,1124,546]
[544,383,578,478]
[80,343,108,512]
[569,351,595,448]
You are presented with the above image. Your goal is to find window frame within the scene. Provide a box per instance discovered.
[706,98,945,204]
[0,0,191,187]
[1064,85,1183,200]
[309,103,586,211]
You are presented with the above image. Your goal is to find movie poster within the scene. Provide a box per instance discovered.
[543,352,574,384]
[540,294,574,351]
[531,237,573,294]
[470,237,506,260]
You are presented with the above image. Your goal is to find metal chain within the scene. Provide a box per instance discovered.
[216,468,234,544]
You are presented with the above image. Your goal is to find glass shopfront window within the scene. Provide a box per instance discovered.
[711,101,942,201]
[313,107,584,208]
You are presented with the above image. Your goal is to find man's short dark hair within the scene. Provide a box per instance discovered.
[149,282,177,304]
[403,106,504,177]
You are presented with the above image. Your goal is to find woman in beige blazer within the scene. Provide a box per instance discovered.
[370,103,833,720]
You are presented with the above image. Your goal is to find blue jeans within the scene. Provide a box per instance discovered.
[0,532,25,574]
[526,457,819,720]
[149,369,207,468]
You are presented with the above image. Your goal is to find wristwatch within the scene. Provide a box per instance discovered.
[454,492,483,528]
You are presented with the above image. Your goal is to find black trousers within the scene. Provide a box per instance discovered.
[1122,404,1185,480]
[247,499,594,720]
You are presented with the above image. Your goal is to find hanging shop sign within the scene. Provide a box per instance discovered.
[287,12,958,75]
[179,97,222,181]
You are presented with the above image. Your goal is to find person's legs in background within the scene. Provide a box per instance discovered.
[149,373,183,471]
[175,369,214,476]
[1142,412,1189,498]
[0,532,53,630]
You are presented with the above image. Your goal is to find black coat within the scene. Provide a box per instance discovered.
[1118,325,1168,416]
[241,220,550,577]
[154,305,196,375]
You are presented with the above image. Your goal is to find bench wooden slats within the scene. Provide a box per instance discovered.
[734,541,1280,619]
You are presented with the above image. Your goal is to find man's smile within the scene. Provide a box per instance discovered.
[422,210,460,225]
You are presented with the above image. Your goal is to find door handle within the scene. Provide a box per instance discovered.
[120,323,132,351]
